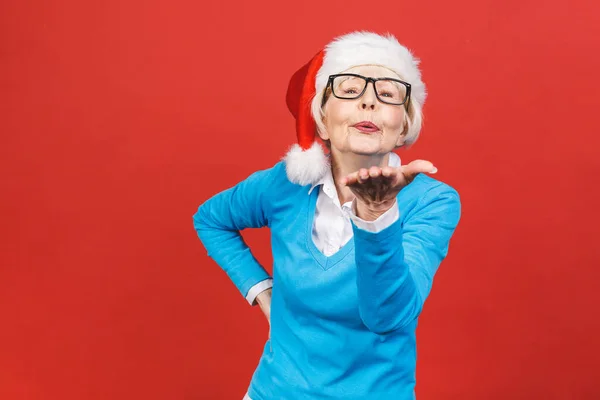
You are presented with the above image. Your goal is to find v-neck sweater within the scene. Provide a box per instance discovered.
[193,160,461,399]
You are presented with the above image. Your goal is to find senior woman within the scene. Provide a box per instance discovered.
[193,31,461,400]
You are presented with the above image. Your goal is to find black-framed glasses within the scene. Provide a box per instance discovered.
[324,73,411,107]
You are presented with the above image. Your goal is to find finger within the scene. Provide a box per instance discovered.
[381,166,397,178]
[357,168,370,184]
[401,159,437,181]
[368,166,382,179]
[342,171,360,186]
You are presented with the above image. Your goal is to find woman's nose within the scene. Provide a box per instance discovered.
[360,82,378,110]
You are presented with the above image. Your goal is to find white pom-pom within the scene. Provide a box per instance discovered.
[283,142,329,186]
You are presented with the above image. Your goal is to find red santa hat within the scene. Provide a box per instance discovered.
[283,31,427,186]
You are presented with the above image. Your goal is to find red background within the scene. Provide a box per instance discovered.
[1,0,599,399]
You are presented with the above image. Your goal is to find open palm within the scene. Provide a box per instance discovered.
[341,159,438,213]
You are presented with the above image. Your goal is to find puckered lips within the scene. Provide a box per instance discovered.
[352,121,381,133]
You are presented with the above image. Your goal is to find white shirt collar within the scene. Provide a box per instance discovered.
[308,152,401,197]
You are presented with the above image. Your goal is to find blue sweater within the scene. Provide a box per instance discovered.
[193,160,461,399]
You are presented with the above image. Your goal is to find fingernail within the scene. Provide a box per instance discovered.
[430,167,438,174]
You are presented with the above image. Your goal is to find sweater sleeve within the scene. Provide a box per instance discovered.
[352,182,461,334]
[192,164,278,303]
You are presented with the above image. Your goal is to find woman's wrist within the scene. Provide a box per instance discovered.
[255,288,272,306]
[256,288,272,324]
[355,199,395,221]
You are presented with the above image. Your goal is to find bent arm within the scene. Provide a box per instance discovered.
[193,166,276,304]
[352,183,461,334]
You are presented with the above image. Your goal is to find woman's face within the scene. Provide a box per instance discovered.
[319,65,407,156]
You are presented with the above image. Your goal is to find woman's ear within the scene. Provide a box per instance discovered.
[317,128,330,142]
[316,113,330,141]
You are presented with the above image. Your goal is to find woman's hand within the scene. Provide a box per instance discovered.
[255,288,272,325]
[341,159,438,221]
[256,288,272,346]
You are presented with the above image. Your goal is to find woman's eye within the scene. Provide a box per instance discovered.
[380,92,392,97]
[344,89,358,94]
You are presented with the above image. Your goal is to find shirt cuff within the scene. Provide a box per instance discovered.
[245,278,273,306]
[346,198,400,233]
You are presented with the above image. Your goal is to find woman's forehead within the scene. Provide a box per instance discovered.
[342,64,402,79]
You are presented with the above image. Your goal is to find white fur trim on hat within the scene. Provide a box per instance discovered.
[283,142,329,186]
[315,31,427,107]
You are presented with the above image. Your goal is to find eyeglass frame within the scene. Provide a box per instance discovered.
[323,73,412,109]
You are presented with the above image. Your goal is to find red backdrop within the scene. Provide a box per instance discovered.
[2,0,599,399]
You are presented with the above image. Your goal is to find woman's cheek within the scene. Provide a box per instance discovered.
[385,110,405,132]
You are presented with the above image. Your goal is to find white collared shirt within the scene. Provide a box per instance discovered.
[245,152,402,305]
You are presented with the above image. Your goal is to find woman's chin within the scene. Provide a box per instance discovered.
[346,135,384,155]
